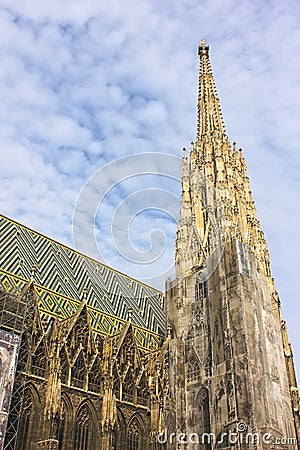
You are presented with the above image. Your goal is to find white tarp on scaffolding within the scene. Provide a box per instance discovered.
[0,329,20,450]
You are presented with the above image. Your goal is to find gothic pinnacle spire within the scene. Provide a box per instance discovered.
[197,39,226,141]
[30,265,37,281]
[174,43,273,279]
[181,147,191,205]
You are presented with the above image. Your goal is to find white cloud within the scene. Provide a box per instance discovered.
[0,0,299,374]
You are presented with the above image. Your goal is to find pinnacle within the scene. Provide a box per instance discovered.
[82,287,88,302]
[30,265,37,281]
[197,41,226,141]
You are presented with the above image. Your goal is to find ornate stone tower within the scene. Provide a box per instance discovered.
[166,40,300,449]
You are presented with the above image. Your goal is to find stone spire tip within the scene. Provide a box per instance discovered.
[83,288,88,302]
[127,307,133,322]
[198,38,209,57]
[30,265,37,281]
[197,40,226,140]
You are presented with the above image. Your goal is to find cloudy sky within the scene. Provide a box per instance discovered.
[0,0,299,373]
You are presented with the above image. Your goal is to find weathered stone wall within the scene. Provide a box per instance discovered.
[166,239,298,449]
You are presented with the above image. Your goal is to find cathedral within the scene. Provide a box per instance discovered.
[0,40,299,450]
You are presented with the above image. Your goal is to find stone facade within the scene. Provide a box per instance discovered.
[1,282,167,450]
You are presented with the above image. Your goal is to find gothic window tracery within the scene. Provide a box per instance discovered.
[117,327,137,374]
[60,345,70,385]
[122,368,135,403]
[88,354,102,393]
[165,414,176,450]
[17,388,34,450]
[31,340,47,377]
[112,412,125,450]
[95,334,103,357]
[58,398,67,450]
[137,372,148,406]
[67,313,90,361]
[186,347,201,383]
[197,388,211,450]
[195,281,205,308]
[113,369,121,400]
[74,404,92,450]
[72,351,86,390]
[127,417,141,450]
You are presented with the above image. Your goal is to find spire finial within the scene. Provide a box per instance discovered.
[197,41,226,141]
[127,307,132,322]
[30,265,36,281]
[82,287,88,302]
[198,38,209,58]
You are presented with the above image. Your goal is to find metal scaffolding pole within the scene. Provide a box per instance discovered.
[0,278,34,450]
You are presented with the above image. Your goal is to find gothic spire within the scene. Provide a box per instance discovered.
[175,41,272,279]
[197,38,226,141]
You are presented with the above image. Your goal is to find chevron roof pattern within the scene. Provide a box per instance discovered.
[0,214,165,351]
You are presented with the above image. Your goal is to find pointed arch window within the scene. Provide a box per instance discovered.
[195,281,204,308]
[198,388,211,450]
[60,345,70,385]
[31,341,47,377]
[17,388,34,450]
[187,349,201,383]
[58,398,67,450]
[137,372,148,406]
[72,351,86,390]
[127,417,140,450]
[112,412,125,450]
[74,404,92,450]
[113,369,121,401]
[66,315,88,362]
[122,369,135,403]
[165,414,176,450]
[88,355,102,393]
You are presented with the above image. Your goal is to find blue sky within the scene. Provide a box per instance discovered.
[0,0,299,374]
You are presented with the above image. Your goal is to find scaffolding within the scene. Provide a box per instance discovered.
[0,281,32,450]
